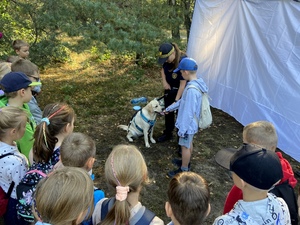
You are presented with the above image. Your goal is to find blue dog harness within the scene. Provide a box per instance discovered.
[133,110,156,134]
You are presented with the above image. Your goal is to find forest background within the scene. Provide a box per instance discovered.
[1,0,299,224]
[0,0,195,67]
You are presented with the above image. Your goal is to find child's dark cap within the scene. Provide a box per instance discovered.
[0,71,41,93]
[157,43,174,65]
[215,144,282,190]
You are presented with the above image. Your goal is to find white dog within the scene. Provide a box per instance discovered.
[118,99,163,148]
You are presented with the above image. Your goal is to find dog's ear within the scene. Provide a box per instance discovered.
[144,101,153,113]
[149,101,156,113]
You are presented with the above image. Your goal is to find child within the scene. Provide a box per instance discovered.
[33,167,94,225]
[31,102,75,167]
[165,172,210,225]
[11,58,43,124]
[57,132,105,225]
[216,121,298,224]
[16,102,75,223]
[164,57,208,177]
[157,42,187,143]
[59,132,96,172]
[0,106,29,225]
[0,62,11,80]
[0,71,41,160]
[12,40,30,59]
[213,144,291,224]
[92,144,164,225]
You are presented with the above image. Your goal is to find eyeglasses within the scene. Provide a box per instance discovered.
[28,75,40,82]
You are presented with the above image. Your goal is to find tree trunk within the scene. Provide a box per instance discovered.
[183,0,193,41]
[169,0,181,40]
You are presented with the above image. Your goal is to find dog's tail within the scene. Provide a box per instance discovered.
[118,125,129,131]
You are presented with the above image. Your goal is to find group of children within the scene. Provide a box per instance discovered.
[0,39,298,225]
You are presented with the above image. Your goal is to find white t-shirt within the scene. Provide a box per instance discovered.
[213,193,291,225]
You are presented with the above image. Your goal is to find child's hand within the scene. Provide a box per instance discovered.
[164,110,169,115]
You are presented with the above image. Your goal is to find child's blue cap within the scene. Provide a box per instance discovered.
[174,57,198,72]
[0,72,41,93]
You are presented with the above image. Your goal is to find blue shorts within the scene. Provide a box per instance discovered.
[179,133,195,149]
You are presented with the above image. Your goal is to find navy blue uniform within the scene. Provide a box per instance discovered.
[162,57,185,136]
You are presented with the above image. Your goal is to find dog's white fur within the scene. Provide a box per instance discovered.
[118,99,163,148]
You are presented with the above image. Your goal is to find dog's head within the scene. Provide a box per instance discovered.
[145,99,163,114]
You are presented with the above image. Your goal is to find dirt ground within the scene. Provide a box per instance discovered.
[41,53,300,225]
[90,107,299,225]
[2,52,298,225]
[90,107,244,224]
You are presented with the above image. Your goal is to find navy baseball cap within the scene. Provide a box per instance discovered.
[157,43,174,65]
[174,57,198,72]
[0,72,41,93]
[215,144,282,190]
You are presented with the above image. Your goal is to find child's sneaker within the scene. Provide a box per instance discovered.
[167,168,183,178]
[167,167,190,178]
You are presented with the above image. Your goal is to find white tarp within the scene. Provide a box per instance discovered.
[187,0,300,161]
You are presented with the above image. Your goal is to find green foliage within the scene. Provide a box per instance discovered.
[30,38,71,68]
[0,0,194,67]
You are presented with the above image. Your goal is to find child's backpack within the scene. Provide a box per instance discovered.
[0,153,15,217]
[269,180,299,225]
[100,197,155,225]
[188,85,212,129]
[16,169,47,222]
[81,188,105,225]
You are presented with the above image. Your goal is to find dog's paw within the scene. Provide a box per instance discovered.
[127,137,134,142]
[150,138,156,144]
[145,143,151,148]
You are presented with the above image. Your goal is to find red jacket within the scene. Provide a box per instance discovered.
[223,151,298,214]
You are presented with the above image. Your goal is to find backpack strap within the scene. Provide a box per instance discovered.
[0,153,14,159]
[100,198,115,221]
[0,153,15,198]
[26,169,47,177]
[269,180,298,225]
[188,84,203,94]
[6,181,15,198]
[135,208,155,225]
[100,197,155,225]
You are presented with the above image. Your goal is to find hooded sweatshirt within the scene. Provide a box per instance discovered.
[166,78,208,137]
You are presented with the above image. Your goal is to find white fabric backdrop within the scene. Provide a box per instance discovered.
[187,0,300,161]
